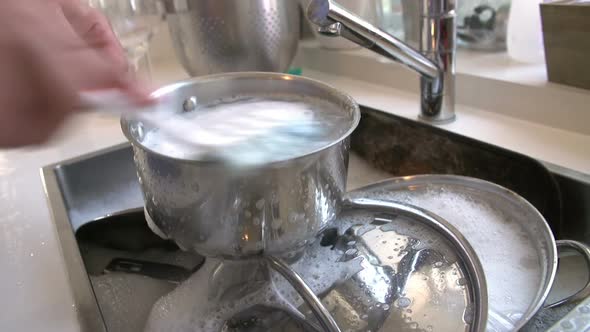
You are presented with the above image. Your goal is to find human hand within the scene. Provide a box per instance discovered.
[0,0,150,147]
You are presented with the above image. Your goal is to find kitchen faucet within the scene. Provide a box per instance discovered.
[307,0,456,123]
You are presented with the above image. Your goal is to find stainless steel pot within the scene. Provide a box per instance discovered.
[121,73,360,258]
[163,0,301,76]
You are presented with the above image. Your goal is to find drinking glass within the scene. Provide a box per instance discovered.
[87,0,165,81]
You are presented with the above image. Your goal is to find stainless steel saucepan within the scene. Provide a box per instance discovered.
[121,72,359,259]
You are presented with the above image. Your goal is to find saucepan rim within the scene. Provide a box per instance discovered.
[120,72,361,167]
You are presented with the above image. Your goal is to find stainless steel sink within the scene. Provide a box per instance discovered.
[41,106,590,331]
[546,163,590,244]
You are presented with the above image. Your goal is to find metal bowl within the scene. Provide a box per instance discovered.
[164,0,301,76]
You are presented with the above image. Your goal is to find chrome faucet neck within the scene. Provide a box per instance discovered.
[307,0,456,123]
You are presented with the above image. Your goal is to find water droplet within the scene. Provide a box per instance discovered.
[345,249,358,256]
[579,306,590,314]
[457,278,467,286]
[395,297,411,308]
[382,304,390,311]
[387,256,394,259]
[561,321,574,329]
[434,261,443,267]
[29,253,34,257]
[255,199,265,210]
[409,322,418,329]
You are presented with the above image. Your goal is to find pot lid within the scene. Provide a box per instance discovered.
[144,196,488,332]
[283,197,489,332]
[348,175,558,331]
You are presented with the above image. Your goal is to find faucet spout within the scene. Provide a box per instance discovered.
[307,0,456,123]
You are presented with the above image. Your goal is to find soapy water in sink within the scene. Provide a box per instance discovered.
[358,184,546,332]
[91,273,177,332]
[143,245,364,332]
[138,97,355,166]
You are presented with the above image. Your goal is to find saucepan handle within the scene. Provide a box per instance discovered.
[545,240,590,309]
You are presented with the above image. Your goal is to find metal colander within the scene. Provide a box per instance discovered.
[164,0,301,76]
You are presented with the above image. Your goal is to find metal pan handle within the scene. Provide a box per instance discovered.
[266,256,342,332]
[545,240,590,309]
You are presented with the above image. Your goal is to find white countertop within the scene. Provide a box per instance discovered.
[1,48,589,331]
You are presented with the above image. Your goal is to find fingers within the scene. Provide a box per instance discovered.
[0,43,75,147]
[62,47,131,90]
[57,0,153,104]
[0,0,152,148]
[59,0,128,72]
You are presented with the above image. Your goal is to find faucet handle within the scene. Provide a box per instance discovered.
[306,0,333,27]
[307,0,380,48]
[317,22,342,37]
